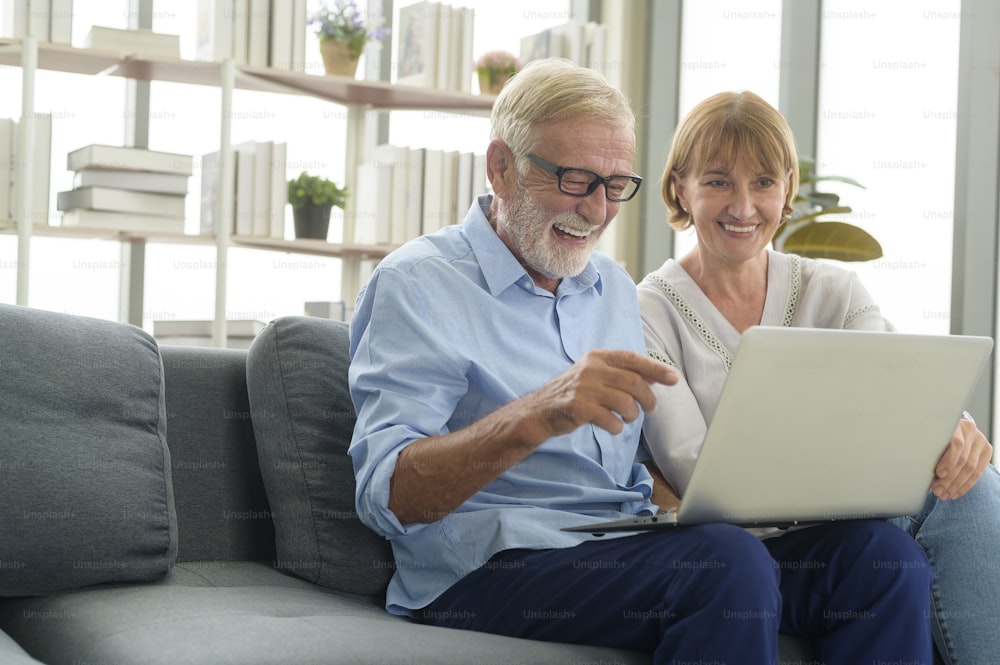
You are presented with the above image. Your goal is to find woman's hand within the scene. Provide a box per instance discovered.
[931,419,994,500]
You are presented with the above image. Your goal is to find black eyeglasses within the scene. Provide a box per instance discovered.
[521,152,643,203]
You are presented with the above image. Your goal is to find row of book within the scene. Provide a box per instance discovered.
[198,0,308,70]
[520,20,609,75]
[1,0,72,42]
[200,141,288,239]
[56,145,194,234]
[352,144,486,246]
[394,1,474,93]
[0,114,52,225]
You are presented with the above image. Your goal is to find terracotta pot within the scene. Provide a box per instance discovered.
[292,204,333,240]
[320,39,360,78]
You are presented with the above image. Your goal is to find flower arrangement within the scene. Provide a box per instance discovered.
[474,50,522,95]
[309,0,389,59]
[288,172,348,210]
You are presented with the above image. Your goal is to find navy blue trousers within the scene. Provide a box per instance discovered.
[422,521,933,664]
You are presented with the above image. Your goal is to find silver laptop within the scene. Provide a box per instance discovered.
[564,326,993,534]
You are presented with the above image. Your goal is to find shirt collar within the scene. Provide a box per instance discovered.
[464,195,603,297]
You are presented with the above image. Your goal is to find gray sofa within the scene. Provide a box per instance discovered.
[0,304,816,664]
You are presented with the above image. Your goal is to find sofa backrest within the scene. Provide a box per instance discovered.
[160,346,276,563]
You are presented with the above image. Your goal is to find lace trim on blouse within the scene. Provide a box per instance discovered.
[650,274,734,371]
[781,254,802,327]
[646,347,678,370]
[845,303,882,327]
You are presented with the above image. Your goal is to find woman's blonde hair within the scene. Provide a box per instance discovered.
[661,90,799,231]
[491,58,635,175]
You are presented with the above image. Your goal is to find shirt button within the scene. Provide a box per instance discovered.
[523,280,532,289]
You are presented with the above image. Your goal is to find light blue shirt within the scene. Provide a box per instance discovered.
[348,196,656,616]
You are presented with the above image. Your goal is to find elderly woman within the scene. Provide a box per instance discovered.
[639,89,1000,665]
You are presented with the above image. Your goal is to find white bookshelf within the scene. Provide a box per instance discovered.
[0,36,492,343]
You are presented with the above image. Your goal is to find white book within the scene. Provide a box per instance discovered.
[233,148,255,236]
[420,148,444,234]
[28,0,49,41]
[250,141,272,236]
[199,149,228,235]
[446,5,464,91]
[584,21,607,74]
[372,144,409,245]
[471,152,487,198]
[60,209,185,235]
[440,150,459,229]
[49,0,73,44]
[458,6,474,93]
[72,169,190,195]
[290,0,307,71]
[268,0,293,69]
[57,186,186,218]
[455,150,473,222]
[13,112,52,225]
[0,1,27,39]
[246,0,270,67]
[154,318,265,338]
[353,161,378,245]
[404,147,425,240]
[268,142,287,238]
[197,0,234,62]
[0,118,14,221]
[562,20,586,65]
[68,144,194,176]
[84,25,181,59]
[395,0,439,87]
[435,4,452,90]
[374,158,393,245]
[232,0,250,64]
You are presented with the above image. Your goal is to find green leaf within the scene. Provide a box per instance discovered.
[778,221,883,262]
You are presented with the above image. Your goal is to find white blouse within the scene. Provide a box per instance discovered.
[637,249,892,498]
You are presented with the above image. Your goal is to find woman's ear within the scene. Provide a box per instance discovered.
[486,140,516,199]
[671,172,687,212]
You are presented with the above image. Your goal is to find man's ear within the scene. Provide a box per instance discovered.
[486,140,516,199]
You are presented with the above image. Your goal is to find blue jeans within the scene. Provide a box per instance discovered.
[422,521,933,664]
[889,464,1000,665]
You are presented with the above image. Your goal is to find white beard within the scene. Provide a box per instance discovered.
[495,185,602,280]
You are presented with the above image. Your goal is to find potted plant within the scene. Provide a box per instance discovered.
[309,0,389,77]
[773,156,882,261]
[288,171,348,241]
[475,50,521,96]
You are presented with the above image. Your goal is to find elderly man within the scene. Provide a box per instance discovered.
[347,59,932,664]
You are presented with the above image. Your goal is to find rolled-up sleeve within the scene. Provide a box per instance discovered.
[348,265,468,539]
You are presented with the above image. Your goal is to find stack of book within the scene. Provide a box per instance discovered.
[83,25,181,59]
[520,20,609,74]
[1,113,53,225]
[1,0,72,43]
[197,0,308,70]
[57,145,193,234]
[394,1,474,92]
[200,140,288,239]
[352,143,486,246]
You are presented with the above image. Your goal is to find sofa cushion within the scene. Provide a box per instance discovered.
[0,304,177,596]
[246,317,393,596]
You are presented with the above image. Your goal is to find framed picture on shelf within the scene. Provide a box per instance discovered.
[395,0,439,87]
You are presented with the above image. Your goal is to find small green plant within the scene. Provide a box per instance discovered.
[287,172,347,210]
[773,156,882,262]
